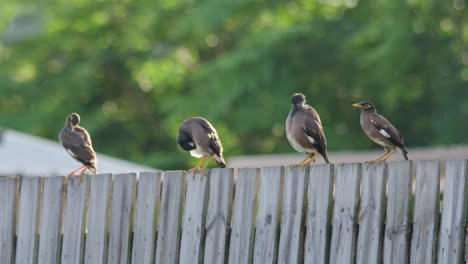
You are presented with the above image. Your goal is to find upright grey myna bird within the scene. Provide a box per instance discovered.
[59,113,97,184]
[352,101,408,166]
[286,93,330,168]
[177,117,226,177]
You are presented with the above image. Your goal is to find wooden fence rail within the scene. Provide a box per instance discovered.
[0,159,467,264]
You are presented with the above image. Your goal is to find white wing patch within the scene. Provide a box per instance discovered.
[379,129,390,138]
[303,124,317,144]
[66,148,77,157]
[371,118,391,138]
[188,142,195,147]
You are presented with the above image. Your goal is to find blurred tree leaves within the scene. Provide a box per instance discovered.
[0,0,467,169]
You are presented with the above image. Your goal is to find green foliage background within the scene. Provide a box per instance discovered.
[1,0,467,169]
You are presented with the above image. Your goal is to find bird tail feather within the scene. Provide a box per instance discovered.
[400,147,409,160]
[88,165,98,174]
[322,152,330,164]
[215,155,226,168]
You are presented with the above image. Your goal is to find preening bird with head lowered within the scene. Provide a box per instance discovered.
[177,117,226,178]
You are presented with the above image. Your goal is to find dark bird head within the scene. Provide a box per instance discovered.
[291,93,306,108]
[177,132,196,151]
[66,113,80,128]
[352,101,376,113]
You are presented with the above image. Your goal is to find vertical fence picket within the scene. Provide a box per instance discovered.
[155,171,185,264]
[304,164,334,264]
[253,166,283,264]
[179,170,209,264]
[131,172,161,264]
[107,173,137,264]
[0,177,18,264]
[410,160,440,264]
[383,160,412,264]
[277,166,308,264]
[357,163,387,264]
[38,176,65,264]
[61,175,90,264]
[437,160,468,264]
[228,168,260,264]
[84,174,113,264]
[203,168,234,264]
[15,177,42,264]
[329,163,361,264]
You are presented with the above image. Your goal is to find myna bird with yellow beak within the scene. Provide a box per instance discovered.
[286,93,330,169]
[59,113,98,184]
[352,101,408,167]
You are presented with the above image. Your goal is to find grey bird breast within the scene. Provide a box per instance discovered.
[286,108,320,153]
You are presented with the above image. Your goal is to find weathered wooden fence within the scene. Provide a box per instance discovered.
[0,159,467,264]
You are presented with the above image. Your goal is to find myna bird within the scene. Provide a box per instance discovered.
[352,101,408,167]
[286,93,330,168]
[177,117,226,178]
[59,113,97,184]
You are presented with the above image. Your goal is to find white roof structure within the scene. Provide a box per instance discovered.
[0,129,157,177]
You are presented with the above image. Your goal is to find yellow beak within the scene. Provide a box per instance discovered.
[352,103,363,108]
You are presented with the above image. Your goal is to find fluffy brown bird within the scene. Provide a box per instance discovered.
[352,101,408,167]
[59,113,97,184]
[177,117,226,178]
[286,93,330,168]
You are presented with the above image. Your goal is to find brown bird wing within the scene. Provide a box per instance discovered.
[198,119,223,157]
[61,127,97,168]
[302,107,327,157]
[369,113,405,149]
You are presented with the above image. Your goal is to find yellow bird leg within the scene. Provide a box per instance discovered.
[372,149,395,168]
[190,156,208,179]
[200,156,213,181]
[382,148,396,162]
[194,156,208,170]
[366,150,391,169]
[290,153,312,168]
[375,150,392,162]
[202,156,213,170]
[77,167,88,185]
[301,152,320,170]
[65,165,85,184]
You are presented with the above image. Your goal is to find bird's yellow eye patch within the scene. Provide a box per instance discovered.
[365,104,371,108]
